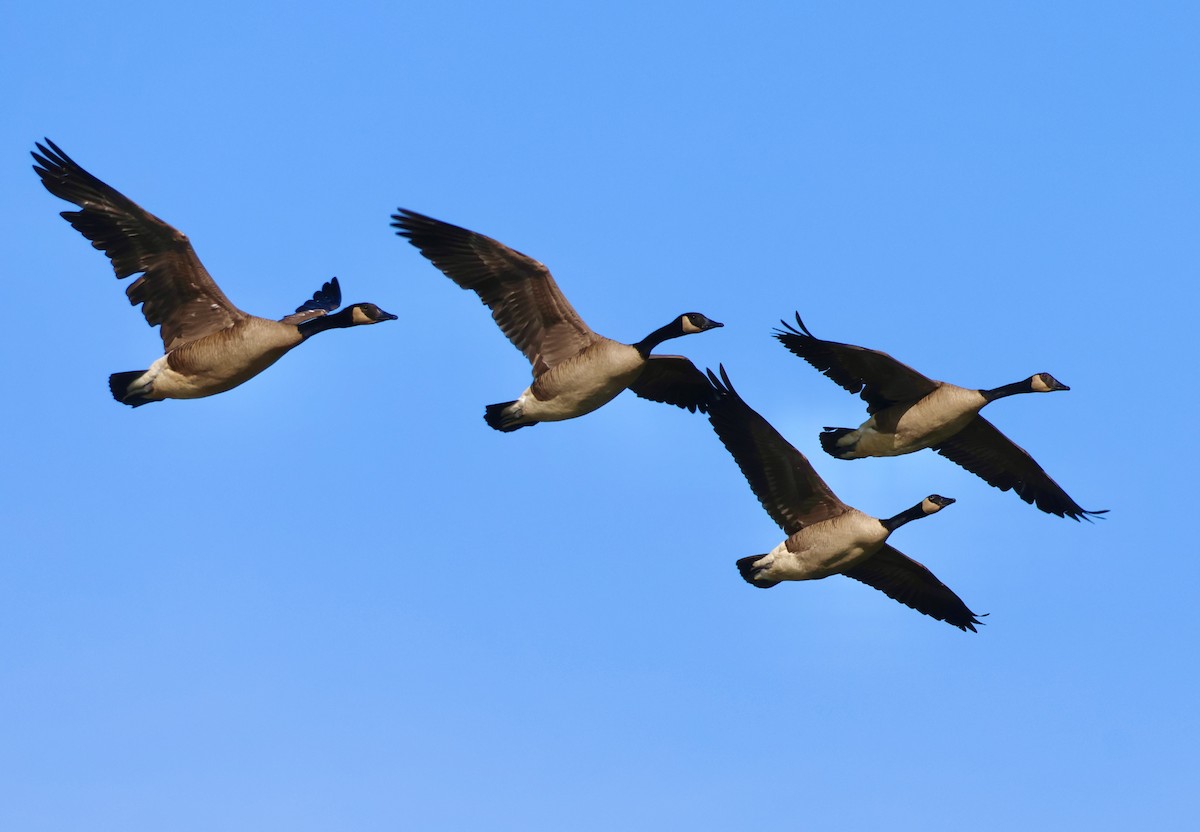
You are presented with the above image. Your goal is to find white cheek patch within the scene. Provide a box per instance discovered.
[681,316,701,334]
[351,307,370,325]
[922,497,940,514]
[1031,375,1051,393]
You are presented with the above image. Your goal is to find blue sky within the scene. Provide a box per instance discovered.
[1,2,1196,829]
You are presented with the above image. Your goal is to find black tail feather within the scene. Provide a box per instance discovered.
[108,371,156,407]
[736,555,779,589]
[819,427,856,458]
[483,401,534,432]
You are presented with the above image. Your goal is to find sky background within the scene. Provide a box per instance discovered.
[1,2,1196,829]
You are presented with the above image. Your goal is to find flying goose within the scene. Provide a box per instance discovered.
[32,139,396,406]
[392,208,722,431]
[774,313,1106,521]
[705,366,981,632]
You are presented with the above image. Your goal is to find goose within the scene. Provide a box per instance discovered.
[392,208,722,431]
[705,366,981,632]
[774,313,1106,521]
[32,139,396,406]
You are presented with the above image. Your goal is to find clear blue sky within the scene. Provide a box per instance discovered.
[2,2,1195,829]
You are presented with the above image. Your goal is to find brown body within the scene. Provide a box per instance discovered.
[836,384,988,457]
[706,367,981,632]
[135,318,303,400]
[31,139,394,406]
[774,313,1106,521]
[392,208,722,431]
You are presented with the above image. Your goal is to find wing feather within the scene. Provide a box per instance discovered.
[392,209,597,376]
[279,277,342,325]
[933,417,1107,521]
[842,544,982,631]
[628,355,713,413]
[32,139,246,351]
[705,366,846,535]
[774,313,937,413]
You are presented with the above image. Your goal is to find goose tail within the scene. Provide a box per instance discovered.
[819,427,857,459]
[108,371,157,408]
[736,555,779,589]
[483,401,535,432]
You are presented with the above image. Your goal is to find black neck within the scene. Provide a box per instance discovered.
[981,379,1031,403]
[633,321,682,358]
[883,502,930,533]
[297,307,357,340]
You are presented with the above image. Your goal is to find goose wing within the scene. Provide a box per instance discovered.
[774,313,938,413]
[842,544,982,632]
[706,366,846,535]
[629,355,713,413]
[32,139,247,352]
[392,208,598,377]
[279,277,342,325]
[932,417,1107,521]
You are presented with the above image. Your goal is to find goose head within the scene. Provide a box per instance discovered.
[635,312,723,355]
[921,494,956,514]
[348,303,399,325]
[983,372,1070,402]
[883,494,955,532]
[678,312,724,335]
[1029,372,1069,393]
[297,302,397,339]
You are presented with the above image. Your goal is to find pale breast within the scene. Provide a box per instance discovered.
[159,317,301,397]
[860,383,986,454]
[523,340,646,420]
[767,510,889,580]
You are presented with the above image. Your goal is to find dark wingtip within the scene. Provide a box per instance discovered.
[704,363,738,399]
[321,276,341,307]
[719,363,734,391]
[792,311,814,337]
[773,311,815,341]
[31,138,68,180]
[295,276,342,315]
[958,611,987,633]
[390,207,436,237]
[389,208,412,236]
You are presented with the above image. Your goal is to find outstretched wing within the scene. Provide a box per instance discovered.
[32,139,246,351]
[774,313,938,413]
[842,545,983,632]
[280,277,342,325]
[705,366,846,535]
[392,208,598,376]
[629,355,713,413]
[933,417,1108,522]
